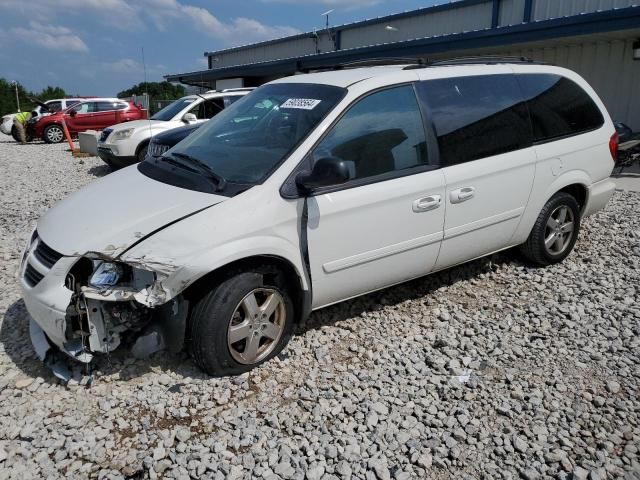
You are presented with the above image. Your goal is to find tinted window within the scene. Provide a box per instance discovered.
[517,74,604,142]
[65,100,81,108]
[418,74,531,166]
[190,98,224,119]
[45,101,62,112]
[97,101,117,112]
[224,95,242,108]
[311,85,429,181]
[115,102,129,110]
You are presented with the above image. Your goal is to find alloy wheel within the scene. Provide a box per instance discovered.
[47,126,64,143]
[544,205,575,255]
[227,288,286,365]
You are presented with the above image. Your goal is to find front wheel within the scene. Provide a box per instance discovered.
[136,142,149,163]
[189,269,295,376]
[520,192,581,266]
[43,124,65,144]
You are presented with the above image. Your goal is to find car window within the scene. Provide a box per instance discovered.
[71,102,97,114]
[151,98,197,121]
[65,100,81,108]
[45,101,62,112]
[162,83,345,185]
[189,98,224,119]
[97,101,117,112]
[223,95,242,108]
[417,74,531,166]
[115,102,129,110]
[311,85,429,181]
[517,74,604,142]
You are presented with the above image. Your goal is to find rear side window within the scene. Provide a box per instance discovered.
[418,74,531,166]
[97,101,117,112]
[517,74,604,142]
[46,101,62,112]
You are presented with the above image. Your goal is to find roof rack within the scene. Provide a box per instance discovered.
[300,57,426,73]
[427,55,536,66]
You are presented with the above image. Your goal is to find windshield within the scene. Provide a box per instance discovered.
[151,97,198,121]
[164,83,345,185]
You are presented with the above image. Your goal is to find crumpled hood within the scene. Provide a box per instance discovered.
[37,166,226,258]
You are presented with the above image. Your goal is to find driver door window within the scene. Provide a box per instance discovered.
[311,85,430,183]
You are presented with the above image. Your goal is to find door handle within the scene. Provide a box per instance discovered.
[413,195,441,213]
[450,186,475,204]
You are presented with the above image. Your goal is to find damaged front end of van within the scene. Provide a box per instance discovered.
[16,166,230,381]
[20,231,190,381]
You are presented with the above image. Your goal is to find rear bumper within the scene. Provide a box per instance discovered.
[97,147,137,168]
[584,178,616,217]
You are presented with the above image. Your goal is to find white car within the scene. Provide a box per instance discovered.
[1,98,85,137]
[20,60,617,377]
[97,88,252,168]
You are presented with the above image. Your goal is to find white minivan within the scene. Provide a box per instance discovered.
[20,60,617,377]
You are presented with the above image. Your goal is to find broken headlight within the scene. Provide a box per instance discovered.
[89,262,125,288]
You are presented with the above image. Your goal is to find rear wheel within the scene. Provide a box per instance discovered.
[11,125,20,142]
[520,192,581,266]
[189,269,295,376]
[43,124,64,144]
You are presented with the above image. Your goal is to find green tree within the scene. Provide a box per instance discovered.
[0,78,67,116]
[117,81,185,100]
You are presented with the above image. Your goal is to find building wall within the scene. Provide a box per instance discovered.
[498,0,526,26]
[340,2,493,49]
[532,0,637,21]
[205,1,638,68]
[497,37,640,129]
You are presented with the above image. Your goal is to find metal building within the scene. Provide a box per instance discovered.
[166,0,640,128]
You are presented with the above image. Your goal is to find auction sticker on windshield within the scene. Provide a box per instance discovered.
[280,98,321,110]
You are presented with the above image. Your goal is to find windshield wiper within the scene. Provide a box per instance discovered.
[167,152,227,191]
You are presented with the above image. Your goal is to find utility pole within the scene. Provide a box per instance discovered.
[10,80,20,112]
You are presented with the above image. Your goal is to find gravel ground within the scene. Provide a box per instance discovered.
[0,134,638,480]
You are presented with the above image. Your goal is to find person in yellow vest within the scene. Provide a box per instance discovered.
[13,111,31,144]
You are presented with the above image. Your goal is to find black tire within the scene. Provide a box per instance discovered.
[11,125,19,142]
[136,142,149,163]
[189,268,295,376]
[520,192,581,266]
[43,124,64,144]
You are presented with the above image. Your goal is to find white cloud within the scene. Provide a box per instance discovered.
[103,58,142,73]
[9,21,88,52]
[0,0,301,51]
[138,0,300,44]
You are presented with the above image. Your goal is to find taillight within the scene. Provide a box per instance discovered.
[609,131,619,163]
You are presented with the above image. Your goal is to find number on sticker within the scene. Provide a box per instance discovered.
[280,98,321,110]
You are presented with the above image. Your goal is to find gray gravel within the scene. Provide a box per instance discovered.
[0,133,639,479]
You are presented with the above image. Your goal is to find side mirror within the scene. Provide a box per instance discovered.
[69,110,77,117]
[295,157,352,194]
[182,113,197,123]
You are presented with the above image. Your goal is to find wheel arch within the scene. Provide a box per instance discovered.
[135,138,151,160]
[183,254,310,324]
[514,170,592,244]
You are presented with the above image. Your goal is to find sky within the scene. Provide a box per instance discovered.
[0,0,443,96]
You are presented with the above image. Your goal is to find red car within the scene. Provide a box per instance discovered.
[31,98,147,144]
